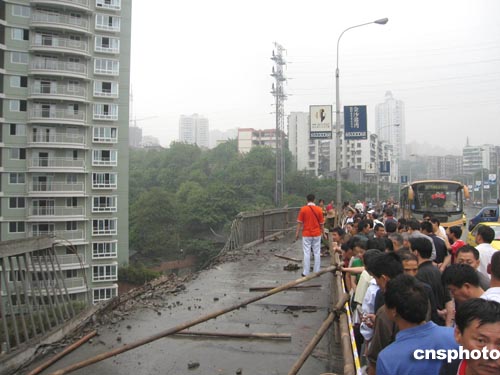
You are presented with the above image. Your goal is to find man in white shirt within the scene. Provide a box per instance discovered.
[482,251,500,303]
[475,225,497,279]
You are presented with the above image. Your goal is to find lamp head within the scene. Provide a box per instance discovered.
[374,18,389,25]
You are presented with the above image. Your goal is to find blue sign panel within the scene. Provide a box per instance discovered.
[344,105,367,140]
[380,161,390,175]
[401,175,408,184]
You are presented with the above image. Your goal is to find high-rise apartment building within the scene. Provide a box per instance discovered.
[375,91,406,160]
[178,114,209,148]
[0,0,131,304]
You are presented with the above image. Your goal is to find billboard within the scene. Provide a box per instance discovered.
[344,105,367,140]
[380,161,391,175]
[309,105,333,139]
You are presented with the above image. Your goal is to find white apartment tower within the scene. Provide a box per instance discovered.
[288,112,322,176]
[178,113,209,148]
[375,91,406,160]
[0,0,131,304]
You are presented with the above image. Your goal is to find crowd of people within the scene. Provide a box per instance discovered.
[295,194,500,375]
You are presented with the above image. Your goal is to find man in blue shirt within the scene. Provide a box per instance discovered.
[377,274,458,375]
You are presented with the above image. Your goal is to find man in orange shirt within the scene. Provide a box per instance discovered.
[295,194,325,276]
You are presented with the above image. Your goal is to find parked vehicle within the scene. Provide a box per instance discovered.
[467,222,500,250]
[468,206,499,231]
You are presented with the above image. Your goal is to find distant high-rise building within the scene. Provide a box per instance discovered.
[178,114,209,148]
[376,91,406,160]
[129,125,142,148]
[0,0,132,305]
[237,128,284,154]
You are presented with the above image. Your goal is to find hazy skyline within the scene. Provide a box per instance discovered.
[130,0,500,152]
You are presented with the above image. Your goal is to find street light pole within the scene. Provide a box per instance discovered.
[335,17,388,211]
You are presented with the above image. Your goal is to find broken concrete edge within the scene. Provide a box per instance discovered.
[0,304,100,375]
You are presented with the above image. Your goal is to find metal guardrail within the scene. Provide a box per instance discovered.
[220,207,300,254]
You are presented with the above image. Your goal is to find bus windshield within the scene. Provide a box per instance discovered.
[412,182,463,214]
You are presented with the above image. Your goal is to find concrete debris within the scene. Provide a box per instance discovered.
[283,263,300,271]
[187,361,200,369]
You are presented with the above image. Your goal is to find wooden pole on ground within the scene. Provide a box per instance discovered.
[48,265,338,375]
[27,331,97,375]
[287,293,349,375]
[175,331,291,340]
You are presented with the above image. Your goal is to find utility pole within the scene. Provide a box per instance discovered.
[271,43,287,207]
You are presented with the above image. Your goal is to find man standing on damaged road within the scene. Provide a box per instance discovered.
[296,194,325,277]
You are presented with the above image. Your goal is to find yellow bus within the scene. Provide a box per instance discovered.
[400,180,470,228]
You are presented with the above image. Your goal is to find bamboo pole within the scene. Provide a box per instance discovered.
[287,293,350,375]
[27,330,97,375]
[274,254,302,262]
[174,331,291,340]
[48,265,338,375]
[249,285,320,292]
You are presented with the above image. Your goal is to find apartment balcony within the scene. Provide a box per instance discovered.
[29,84,87,102]
[94,44,120,55]
[27,206,86,221]
[28,253,87,270]
[3,277,87,298]
[27,131,86,148]
[28,108,86,125]
[28,181,86,196]
[30,59,88,80]
[30,37,90,57]
[29,229,85,242]
[27,157,85,172]
[31,0,91,12]
[31,11,90,34]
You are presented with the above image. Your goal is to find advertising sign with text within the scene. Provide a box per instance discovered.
[344,105,367,140]
[309,105,333,139]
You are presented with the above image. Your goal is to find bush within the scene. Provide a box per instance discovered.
[118,264,161,285]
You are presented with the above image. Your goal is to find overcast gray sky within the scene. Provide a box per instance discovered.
[130,0,500,152]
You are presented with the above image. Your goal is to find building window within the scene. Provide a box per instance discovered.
[9,173,25,184]
[11,52,29,64]
[67,174,78,184]
[93,81,118,97]
[95,14,121,31]
[92,172,117,189]
[11,28,29,41]
[66,197,78,207]
[94,58,119,75]
[10,148,26,160]
[10,123,26,136]
[9,100,27,112]
[93,127,118,143]
[10,76,28,88]
[93,103,118,120]
[9,197,26,209]
[12,5,31,17]
[92,149,117,166]
[92,196,117,212]
[92,241,118,258]
[96,0,121,11]
[66,221,78,231]
[93,286,118,303]
[9,222,25,233]
[92,218,117,235]
[92,264,117,282]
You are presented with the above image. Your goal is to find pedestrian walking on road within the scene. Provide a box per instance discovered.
[295,194,325,276]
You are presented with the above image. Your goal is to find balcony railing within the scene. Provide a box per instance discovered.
[29,108,86,123]
[31,38,89,55]
[32,0,90,10]
[31,58,88,77]
[96,0,121,11]
[28,157,85,169]
[29,253,86,268]
[93,113,118,121]
[5,278,86,296]
[29,229,85,241]
[29,182,85,194]
[31,12,90,32]
[28,206,85,217]
[30,84,87,100]
[94,45,120,54]
[29,132,85,146]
